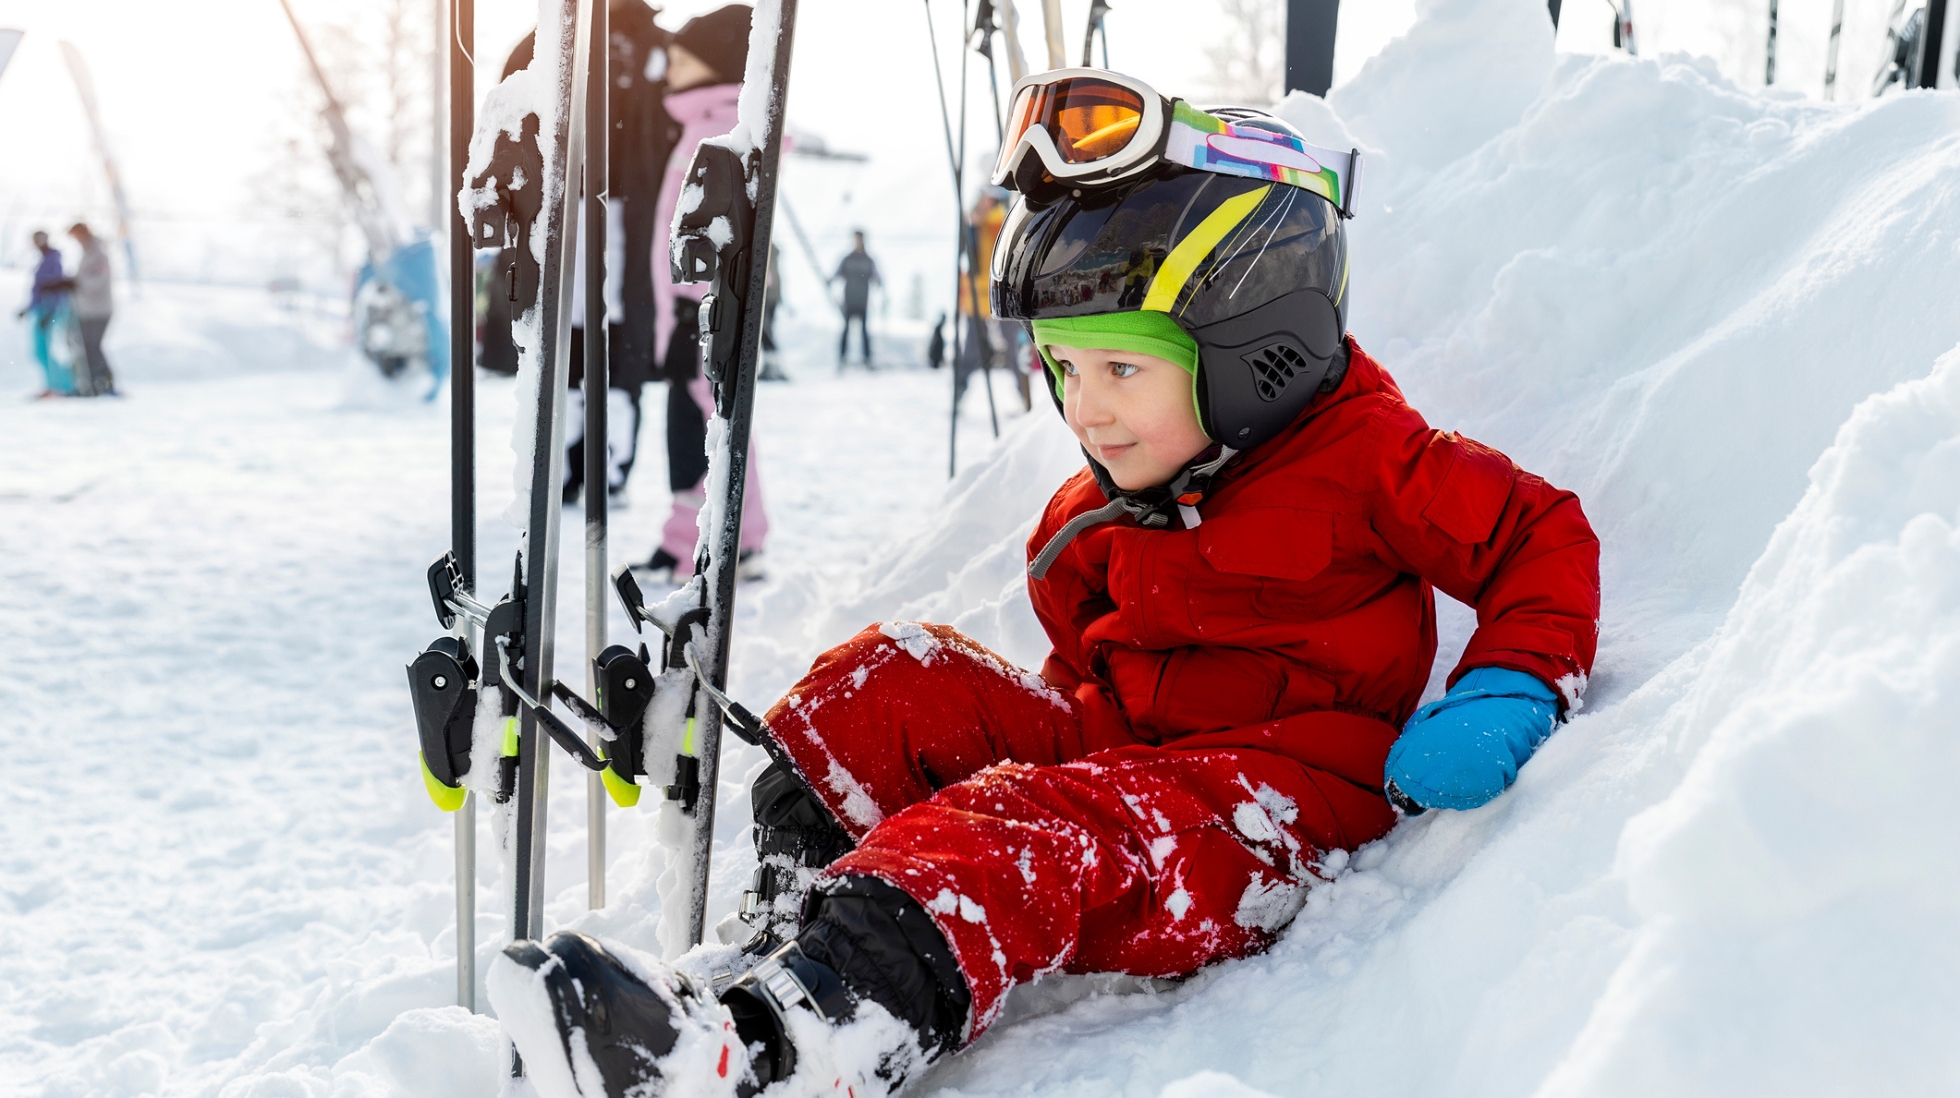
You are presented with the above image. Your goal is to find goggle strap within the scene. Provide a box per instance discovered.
[1164,101,1360,218]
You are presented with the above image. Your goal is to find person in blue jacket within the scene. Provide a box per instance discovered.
[17,231,73,397]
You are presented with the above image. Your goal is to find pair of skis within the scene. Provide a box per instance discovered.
[405,0,799,1039]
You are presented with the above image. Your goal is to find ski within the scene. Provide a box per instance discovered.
[1285,1,1340,97]
[607,0,801,958]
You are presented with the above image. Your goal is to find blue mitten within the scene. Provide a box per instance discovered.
[1385,667,1559,813]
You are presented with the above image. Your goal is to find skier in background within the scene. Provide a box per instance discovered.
[504,0,676,503]
[66,222,117,396]
[926,311,946,370]
[830,229,880,369]
[16,231,72,398]
[491,81,1603,1098]
[965,187,1026,409]
[633,2,769,583]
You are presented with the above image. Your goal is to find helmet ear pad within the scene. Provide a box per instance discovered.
[1188,288,1344,450]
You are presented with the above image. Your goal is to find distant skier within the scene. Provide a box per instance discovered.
[493,75,1602,1098]
[926,310,946,370]
[830,229,880,368]
[16,231,72,398]
[633,2,769,583]
[65,222,117,396]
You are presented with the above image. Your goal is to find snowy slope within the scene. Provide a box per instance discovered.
[9,0,1960,1094]
[0,297,1027,1096]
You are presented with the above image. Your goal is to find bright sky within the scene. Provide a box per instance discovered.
[0,0,1916,288]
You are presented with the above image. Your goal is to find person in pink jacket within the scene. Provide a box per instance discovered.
[637,3,769,584]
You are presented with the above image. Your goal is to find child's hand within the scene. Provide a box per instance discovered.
[1385,668,1559,813]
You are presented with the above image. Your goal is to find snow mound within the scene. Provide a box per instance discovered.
[1554,347,1960,1093]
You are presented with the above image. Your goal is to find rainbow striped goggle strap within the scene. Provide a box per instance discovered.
[1165,101,1360,218]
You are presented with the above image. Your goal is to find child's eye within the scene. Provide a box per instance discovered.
[1111,361,1139,378]
[1059,360,1078,377]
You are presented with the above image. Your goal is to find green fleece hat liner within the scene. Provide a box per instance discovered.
[1031,311,1201,401]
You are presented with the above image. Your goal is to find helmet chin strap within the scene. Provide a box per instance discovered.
[1028,444,1237,581]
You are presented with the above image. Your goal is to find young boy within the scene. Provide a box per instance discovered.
[491,73,1599,1098]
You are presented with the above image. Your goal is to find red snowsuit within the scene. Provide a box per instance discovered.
[763,339,1600,1041]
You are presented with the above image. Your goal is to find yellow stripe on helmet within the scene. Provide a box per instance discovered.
[1139,184,1273,314]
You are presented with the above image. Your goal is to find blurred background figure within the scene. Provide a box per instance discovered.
[17,230,74,398]
[66,222,117,396]
[961,187,1026,409]
[830,229,879,370]
[927,311,946,372]
[758,242,787,381]
[636,2,768,584]
[499,0,677,504]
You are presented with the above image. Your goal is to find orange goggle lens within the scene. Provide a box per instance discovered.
[998,78,1148,178]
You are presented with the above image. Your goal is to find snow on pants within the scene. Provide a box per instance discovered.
[763,622,1399,1042]
[658,372,767,572]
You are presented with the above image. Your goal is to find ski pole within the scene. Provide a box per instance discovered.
[1824,0,1844,98]
[581,0,610,915]
[970,0,1006,140]
[955,0,999,441]
[924,0,975,472]
[1765,0,1778,85]
[446,0,477,1014]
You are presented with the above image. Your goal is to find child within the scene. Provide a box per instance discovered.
[635,3,770,583]
[491,73,1599,1098]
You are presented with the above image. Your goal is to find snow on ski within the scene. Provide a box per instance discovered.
[605,0,801,958]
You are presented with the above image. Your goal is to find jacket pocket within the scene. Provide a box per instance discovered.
[1197,508,1334,582]
[1150,645,1288,737]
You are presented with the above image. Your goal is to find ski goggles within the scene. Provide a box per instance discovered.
[991,68,1360,218]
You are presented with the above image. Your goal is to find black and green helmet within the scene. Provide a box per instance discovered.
[991,109,1351,452]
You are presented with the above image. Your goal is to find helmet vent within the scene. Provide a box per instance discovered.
[1243,343,1310,403]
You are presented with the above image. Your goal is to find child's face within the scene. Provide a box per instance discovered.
[1049,343,1212,491]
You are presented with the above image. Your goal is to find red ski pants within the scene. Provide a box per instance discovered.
[763,623,1398,1041]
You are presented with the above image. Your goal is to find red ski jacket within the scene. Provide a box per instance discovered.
[1027,338,1600,788]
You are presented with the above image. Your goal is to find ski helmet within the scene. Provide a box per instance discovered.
[992,108,1350,452]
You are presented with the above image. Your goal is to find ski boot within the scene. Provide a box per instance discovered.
[490,927,938,1098]
[491,932,746,1098]
[736,762,855,950]
[631,547,684,587]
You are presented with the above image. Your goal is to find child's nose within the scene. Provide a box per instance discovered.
[1072,382,1117,427]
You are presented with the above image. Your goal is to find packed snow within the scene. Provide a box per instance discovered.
[7,0,1960,1094]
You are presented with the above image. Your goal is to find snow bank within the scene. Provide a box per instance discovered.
[1545,347,1960,1093]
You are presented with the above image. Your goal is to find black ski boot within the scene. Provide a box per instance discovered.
[491,932,754,1098]
[737,762,855,948]
[720,877,969,1094]
[491,878,970,1097]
